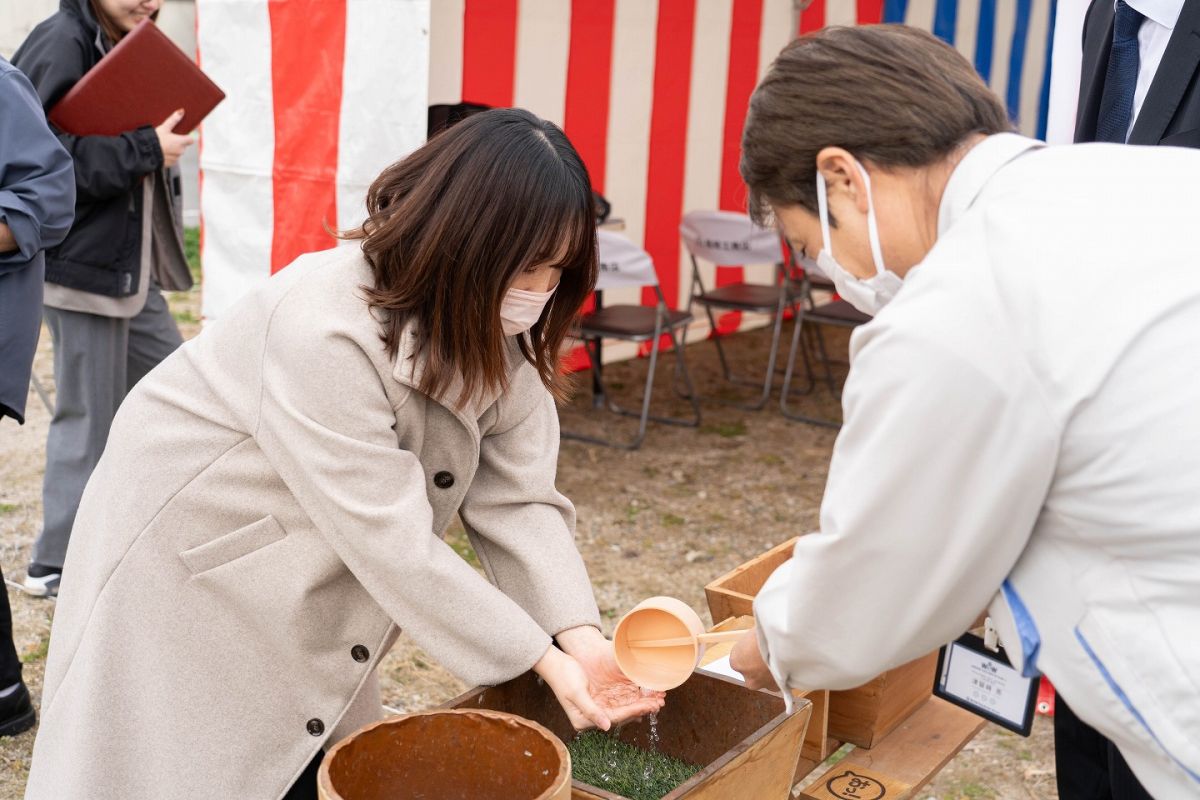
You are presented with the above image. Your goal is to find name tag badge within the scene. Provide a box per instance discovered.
[934,632,1038,736]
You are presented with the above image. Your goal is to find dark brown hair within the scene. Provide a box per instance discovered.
[88,0,157,46]
[343,108,598,407]
[741,24,1011,224]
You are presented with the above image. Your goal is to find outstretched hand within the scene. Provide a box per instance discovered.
[556,626,666,726]
[534,646,614,731]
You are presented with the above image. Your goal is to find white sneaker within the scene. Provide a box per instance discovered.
[22,565,60,598]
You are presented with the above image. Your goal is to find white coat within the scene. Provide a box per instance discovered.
[754,133,1200,799]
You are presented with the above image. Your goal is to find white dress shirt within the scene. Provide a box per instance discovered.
[1125,0,1186,138]
[752,134,1200,799]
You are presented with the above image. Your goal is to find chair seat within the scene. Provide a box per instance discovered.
[804,298,872,325]
[806,274,835,291]
[579,305,693,342]
[694,282,799,312]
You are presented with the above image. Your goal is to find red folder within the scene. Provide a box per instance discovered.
[49,19,225,137]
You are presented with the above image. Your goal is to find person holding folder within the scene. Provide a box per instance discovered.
[12,0,195,598]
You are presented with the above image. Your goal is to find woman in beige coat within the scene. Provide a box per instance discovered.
[25,108,663,800]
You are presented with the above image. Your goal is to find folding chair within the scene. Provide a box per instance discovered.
[779,253,872,427]
[679,210,803,411]
[562,231,702,450]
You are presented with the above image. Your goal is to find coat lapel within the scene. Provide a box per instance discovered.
[388,320,519,441]
[1129,0,1200,144]
[1076,0,1115,143]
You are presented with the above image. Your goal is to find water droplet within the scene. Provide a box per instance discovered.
[524,750,532,757]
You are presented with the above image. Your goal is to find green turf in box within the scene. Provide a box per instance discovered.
[567,730,702,800]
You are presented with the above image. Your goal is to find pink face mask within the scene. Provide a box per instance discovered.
[500,286,557,336]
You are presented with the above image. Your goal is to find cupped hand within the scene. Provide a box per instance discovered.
[534,645,612,731]
[556,626,666,726]
[155,109,194,168]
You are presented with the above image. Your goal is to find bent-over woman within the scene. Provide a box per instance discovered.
[25,108,663,800]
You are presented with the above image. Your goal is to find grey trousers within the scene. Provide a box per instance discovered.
[34,287,183,569]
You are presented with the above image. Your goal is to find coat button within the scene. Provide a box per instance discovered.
[433,471,454,489]
[307,718,325,737]
[351,645,369,663]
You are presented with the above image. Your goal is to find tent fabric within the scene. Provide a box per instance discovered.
[197,0,1057,341]
[195,0,429,319]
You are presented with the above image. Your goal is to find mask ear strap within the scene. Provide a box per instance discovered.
[856,160,887,276]
[816,170,833,260]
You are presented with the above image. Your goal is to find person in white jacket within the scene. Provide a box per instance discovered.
[728,24,1199,799]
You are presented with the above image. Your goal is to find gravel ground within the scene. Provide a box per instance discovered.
[0,279,1058,799]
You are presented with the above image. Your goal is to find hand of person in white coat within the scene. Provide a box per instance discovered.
[729,627,777,691]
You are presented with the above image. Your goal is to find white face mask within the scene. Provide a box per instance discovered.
[815,160,904,316]
[500,285,556,336]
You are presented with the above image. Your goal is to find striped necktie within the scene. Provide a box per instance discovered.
[1095,0,1146,143]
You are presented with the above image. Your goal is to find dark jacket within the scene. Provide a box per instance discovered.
[0,58,75,423]
[12,0,171,297]
[1076,0,1200,146]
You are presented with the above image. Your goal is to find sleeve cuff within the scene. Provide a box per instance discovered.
[0,201,40,263]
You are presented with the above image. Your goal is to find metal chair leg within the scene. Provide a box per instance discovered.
[811,326,841,398]
[667,327,702,428]
[603,329,702,428]
[564,326,699,450]
[781,313,842,428]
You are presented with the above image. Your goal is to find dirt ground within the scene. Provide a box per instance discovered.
[0,276,1058,799]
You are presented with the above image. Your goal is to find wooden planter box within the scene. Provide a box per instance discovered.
[705,538,938,749]
[443,670,811,799]
[701,616,831,773]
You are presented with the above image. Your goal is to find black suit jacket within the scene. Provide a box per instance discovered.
[1076,0,1200,146]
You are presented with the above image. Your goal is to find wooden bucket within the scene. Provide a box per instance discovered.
[317,708,571,800]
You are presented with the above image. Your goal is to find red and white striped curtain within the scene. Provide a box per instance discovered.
[196,0,1060,339]
[433,0,798,353]
[196,0,430,319]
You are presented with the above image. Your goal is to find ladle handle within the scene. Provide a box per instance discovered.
[628,630,751,648]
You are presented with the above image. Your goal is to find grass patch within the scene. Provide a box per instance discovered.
[700,421,747,438]
[660,513,685,527]
[184,227,201,283]
[567,730,701,800]
[172,309,199,324]
[0,503,18,514]
[955,782,996,799]
[21,636,49,665]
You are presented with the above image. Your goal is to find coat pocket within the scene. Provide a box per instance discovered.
[179,516,287,576]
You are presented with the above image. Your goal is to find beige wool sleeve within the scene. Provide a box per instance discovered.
[253,294,552,687]
[460,386,603,639]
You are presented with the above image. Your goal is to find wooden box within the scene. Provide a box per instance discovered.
[443,670,811,799]
[702,616,831,772]
[705,538,938,749]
